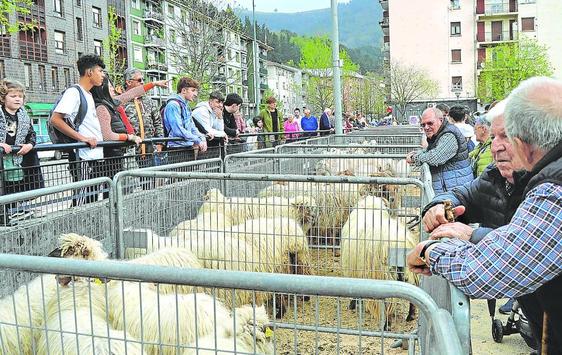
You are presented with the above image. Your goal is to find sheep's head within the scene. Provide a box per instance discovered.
[337,169,355,176]
[290,195,317,227]
[48,233,108,287]
[288,251,313,276]
[273,180,288,186]
[314,161,331,176]
[203,188,224,202]
[233,305,274,352]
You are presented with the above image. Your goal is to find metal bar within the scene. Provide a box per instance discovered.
[275,144,421,149]
[331,0,343,135]
[6,137,186,153]
[226,153,408,159]
[0,253,462,354]
[270,323,417,340]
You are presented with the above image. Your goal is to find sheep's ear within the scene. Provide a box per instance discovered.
[48,247,63,258]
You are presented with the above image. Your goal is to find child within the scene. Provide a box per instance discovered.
[252,116,266,150]
[0,79,44,224]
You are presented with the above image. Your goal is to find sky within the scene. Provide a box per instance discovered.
[230,0,351,13]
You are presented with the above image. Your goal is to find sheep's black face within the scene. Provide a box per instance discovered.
[274,293,288,319]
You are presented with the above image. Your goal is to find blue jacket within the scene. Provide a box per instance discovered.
[163,94,202,148]
[301,116,318,131]
[426,121,473,194]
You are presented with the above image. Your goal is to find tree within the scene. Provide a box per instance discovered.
[167,0,243,98]
[344,73,386,117]
[293,35,358,114]
[478,38,553,103]
[103,7,126,87]
[389,61,438,120]
[1,0,34,33]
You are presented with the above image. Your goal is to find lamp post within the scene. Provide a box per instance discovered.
[252,0,260,116]
[331,0,343,135]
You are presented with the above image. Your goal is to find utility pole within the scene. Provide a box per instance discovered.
[331,0,343,135]
[252,0,260,116]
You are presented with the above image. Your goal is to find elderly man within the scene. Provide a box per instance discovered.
[123,68,164,158]
[422,100,530,315]
[469,115,493,177]
[406,108,473,193]
[407,77,562,353]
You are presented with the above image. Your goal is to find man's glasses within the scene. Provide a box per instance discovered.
[420,121,435,128]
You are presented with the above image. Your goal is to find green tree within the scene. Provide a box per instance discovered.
[293,35,358,113]
[478,38,553,102]
[1,0,34,33]
[103,7,126,86]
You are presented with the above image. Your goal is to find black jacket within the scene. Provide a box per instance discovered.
[516,141,562,355]
[222,110,238,138]
[422,164,529,242]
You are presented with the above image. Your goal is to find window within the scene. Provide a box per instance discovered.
[521,17,535,32]
[169,29,176,42]
[51,67,59,91]
[132,20,141,35]
[131,0,140,9]
[94,40,103,56]
[0,60,4,79]
[181,10,187,22]
[450,0,460,9]
[76,17,83,41]
[64,68,71,88]
[38,65,46,90]
[54,31,65,54]
[451,49,461,63]
[76,0,81,7]
[24,64,32,89]
[167,4,174,18]
[133,46,143,62]
[450,22,461,36]
[452,76,463,91]
[54,0,63,16]
[92,7,102,28]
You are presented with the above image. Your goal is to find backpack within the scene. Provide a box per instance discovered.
[47,85,87,144]
[160,98,185,137]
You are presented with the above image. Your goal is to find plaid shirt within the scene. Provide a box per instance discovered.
[124,96,164,139]
[429,182,562,299]
[412,133,458,167]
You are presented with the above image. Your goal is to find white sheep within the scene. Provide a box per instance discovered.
[107,281,232,355]
[36,280,145,355]
[340,195,419,328]
[183,305,273,355]
[168,212,230,240]
[199,189,317,235]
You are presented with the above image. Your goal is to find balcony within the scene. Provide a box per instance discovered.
[19,41,48,62]
[477,30,518,46]
[477,1,517,18]
[0,36,11,57]
[259,67,268,75]
[379,0,388,11]
[143,10,164,24]
[145,35,165,48]
[212,75,226,83]
[259,83,268,90]
[146,61,167,72]
[379,17,389,35]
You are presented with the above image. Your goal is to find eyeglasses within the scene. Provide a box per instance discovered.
[420,121,435,128]
[130,78,144,83]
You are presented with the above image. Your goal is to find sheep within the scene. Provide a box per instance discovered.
[340,195,420,329]
[199,189,317,235]
[168,212,230,240]
[107,281,232,355]
[36,280,145,355]
[183,305,273,355]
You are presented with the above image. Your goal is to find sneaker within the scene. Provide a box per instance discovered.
[499,298,515,315]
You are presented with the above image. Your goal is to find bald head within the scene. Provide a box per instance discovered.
[420,107,444,139]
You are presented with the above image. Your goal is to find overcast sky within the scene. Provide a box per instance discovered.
[230,0,351,13]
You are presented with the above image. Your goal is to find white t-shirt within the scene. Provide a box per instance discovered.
[54,85,103,160]
[455,122,476,143]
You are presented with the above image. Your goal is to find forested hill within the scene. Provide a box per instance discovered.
[236,0,383,73]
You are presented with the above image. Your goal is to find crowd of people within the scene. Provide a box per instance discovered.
[406,77,562,354]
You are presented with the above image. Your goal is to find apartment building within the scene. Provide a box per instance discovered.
[381,0,562,113]
[247,41,272,114]
[0,0,112,107]
[265,61,304,117]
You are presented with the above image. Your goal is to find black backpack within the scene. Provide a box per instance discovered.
[160,98,186,138]
[47,85,88,144]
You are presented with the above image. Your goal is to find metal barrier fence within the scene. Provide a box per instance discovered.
[275,144,421,155]
[0,254,463,354]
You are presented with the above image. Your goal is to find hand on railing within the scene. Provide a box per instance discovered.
[17,143,33,156]
[0,142,13,154]
[127,134,143,146]
[79,136,98,148]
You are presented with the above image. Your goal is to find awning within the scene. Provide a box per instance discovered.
[25,102,54,116]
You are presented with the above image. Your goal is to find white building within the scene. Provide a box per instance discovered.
[265,61,305,117]
[381,0,562,106]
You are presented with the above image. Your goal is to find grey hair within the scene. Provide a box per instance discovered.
[123,68,142,87]
[483,100,506,126]
[504,76,562,151]
[422,107,444,121]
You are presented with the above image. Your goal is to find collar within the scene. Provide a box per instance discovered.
[527,140,562,177]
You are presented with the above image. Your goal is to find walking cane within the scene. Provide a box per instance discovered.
[541,312,548,355]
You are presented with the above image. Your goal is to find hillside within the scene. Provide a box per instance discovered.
[236,0,382,73]
[236,0,382,49]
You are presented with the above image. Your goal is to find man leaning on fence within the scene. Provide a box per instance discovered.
[192,91,227,158]
[162,77,207,163]
[406,107,473,194]
[407,77,562,354]
[123,68,165,165]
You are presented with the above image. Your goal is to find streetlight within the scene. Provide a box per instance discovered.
[252,0,260,116]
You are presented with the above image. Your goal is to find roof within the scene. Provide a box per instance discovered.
[25,102,54,116]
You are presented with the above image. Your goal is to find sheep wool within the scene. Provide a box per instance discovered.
[169,212,230,240]
[340,195,419,325]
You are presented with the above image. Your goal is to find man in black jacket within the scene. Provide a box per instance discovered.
[222,93,244,154]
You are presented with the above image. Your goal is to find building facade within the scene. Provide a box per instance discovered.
[381,0,562,111]
[265,61,304,117]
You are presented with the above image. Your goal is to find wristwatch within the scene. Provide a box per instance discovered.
[419,240,441,263]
